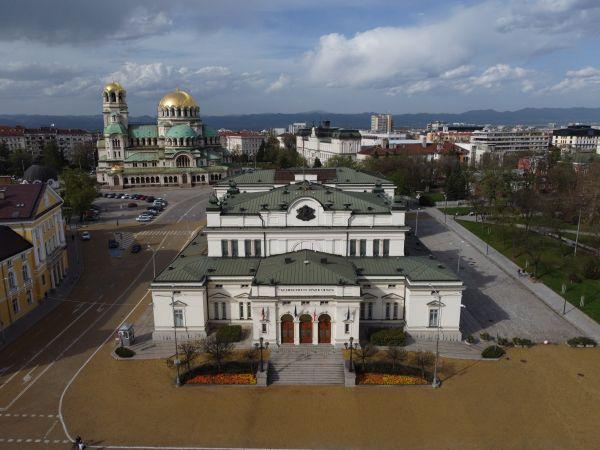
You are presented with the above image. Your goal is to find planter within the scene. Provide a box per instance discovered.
[186,373,257,385]
[357,373,428,386]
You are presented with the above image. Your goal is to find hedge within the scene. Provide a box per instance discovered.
[115,346,135,358]
[481,345,505,359]
[216,325,242,343]
[370,328,406,346]
[567,336,597,347]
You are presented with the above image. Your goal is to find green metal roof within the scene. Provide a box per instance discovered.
[220,182,392,214]
[124,152,159,162]
[156,255,260,282]
[255,250,357,286]
[349,256,459,282]
[129,124,158,138]
[104,123,127,135]
[166,124,197,138]
[203,126,218,137]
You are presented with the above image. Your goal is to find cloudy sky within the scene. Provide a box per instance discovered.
[1,0,600,116]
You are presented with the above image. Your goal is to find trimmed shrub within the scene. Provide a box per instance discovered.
[567,336,597,347]
[569,273,582,284]
[512,337,534,347]
[370,328,406,346]
[419,194,435,207]
[465,335,476,344]
[497,337,511,347]
[216,325,242,343]
[115,346,135,358]
[481,345,505,359]
[480,332,492,341]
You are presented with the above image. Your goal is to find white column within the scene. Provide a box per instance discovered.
[312,320,318,345]
[293,321,299,345]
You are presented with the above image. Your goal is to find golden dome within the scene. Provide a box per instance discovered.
[158,89,198,108]
[104,81,125,92]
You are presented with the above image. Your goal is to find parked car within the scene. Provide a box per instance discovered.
[136,214,152,222]
[127,202,138,208]
[146,196,155,203]
[145,210,158,216]
[80,231,91,241]
[108,239,119,249]
[132,194,140,199]
[139,195,146,200]
[131,244,141,253]
[155,198,168,205]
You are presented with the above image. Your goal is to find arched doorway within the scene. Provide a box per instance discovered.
[281,314,294,344]
[318,314,331,344]
[299,314,312,344]
[182,174,187,184]
[113,176,119,186]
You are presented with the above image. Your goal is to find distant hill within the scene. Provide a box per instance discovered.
[1,107,600,131]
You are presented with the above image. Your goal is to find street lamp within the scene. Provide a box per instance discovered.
[456,240,465,272]
[415,207,421,237]
[254,337,269,372]
[429,284,443,388]
[574,206,582,256]
[147,244,157,279]
[344,336,359,372]
[170,286,181,386]
[443,193,448,224]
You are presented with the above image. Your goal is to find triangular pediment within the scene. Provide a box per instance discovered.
[234,292,250,299]
[209,292,230,299]
[382,293,403,299]
[427,300,445,307]
[361,292,377,299]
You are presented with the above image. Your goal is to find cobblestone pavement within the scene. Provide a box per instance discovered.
[407,212,582,342]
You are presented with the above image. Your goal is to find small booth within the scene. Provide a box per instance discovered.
[118,323,135,347]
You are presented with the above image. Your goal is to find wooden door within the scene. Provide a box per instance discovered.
[281,320,294,344]
[318,318,331,344]
[300,320,312,344]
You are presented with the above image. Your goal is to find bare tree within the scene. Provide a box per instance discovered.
[179,341,201,373]
[356,341,377,369]
[386,345,406,371]
[244,348,259,373]
[202,335,234,372]
[411,351,436,380]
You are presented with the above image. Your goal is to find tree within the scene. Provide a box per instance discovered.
[61,168,98,221]
[356,341,377,368]
[281,133,296,151]
[411,351,435,380]
[42,141,66,172]
[325,155,357,168]
[444,164,468,200]
[313,157,322,168]
[244,348,259,373]
[386,345,406,371]
[0,142,10,175]
[9,149,32,177]
[202,335,233,372]
[72,142,96,171]
[179,341,200,373]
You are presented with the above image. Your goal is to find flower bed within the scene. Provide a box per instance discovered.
[357,373,428,385]
[186,373,257,385]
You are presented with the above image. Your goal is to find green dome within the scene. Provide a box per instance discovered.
[104,123,127,135]
[166,124,197,139]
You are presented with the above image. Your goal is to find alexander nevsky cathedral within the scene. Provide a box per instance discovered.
[96,82,228,188]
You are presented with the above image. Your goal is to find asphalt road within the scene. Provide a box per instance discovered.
[0,186,212,449]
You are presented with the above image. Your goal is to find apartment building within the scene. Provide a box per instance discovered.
[219,131,265,156]
[552,124,600,153]
[370,114,394,133]
[296,121,361,166]
[0,126,26,152]
[469,128,550,164]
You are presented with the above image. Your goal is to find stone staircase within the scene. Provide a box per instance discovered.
[268,345,345,385]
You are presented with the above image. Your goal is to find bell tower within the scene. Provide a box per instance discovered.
[102,81,128,129]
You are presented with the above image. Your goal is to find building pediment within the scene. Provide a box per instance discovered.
[382,293,403,300]
[234,292,250,299]
[208,292,230,299]
[361,292,377,299]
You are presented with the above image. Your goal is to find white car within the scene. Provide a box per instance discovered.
[80,231,91,240]
[136,214,152,222]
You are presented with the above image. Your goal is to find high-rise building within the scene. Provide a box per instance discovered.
[370,114,394,133]
[288,122,307,134]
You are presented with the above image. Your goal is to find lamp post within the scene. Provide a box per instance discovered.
[147,244,157,279]
[574,207,582,256]
[415,207,421,237]
[456,240,464,272]
[344,336,359,372]
[443,193,448,224]
[171,286,181,386]
[429,284,443,388]
[254,337,269,372]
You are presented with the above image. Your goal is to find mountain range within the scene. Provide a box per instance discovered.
[1,107,599,131]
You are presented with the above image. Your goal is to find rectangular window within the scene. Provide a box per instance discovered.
[261,323,267,333]
[388,284,396,288]
[244,240,252,257]
[239,302,244,319]
[174,309,184,327]
[393,302,399,320]
[345,323,350,334]
[319,301,329,305]
[349,239,357,256]
[359,239,367,256]
[254,240,261,257]
[385,302,390,320]
[360,302,365,319]
[231,240,238,257]
[373,239,380,257]
[213,302,219,320]
[429,308,439,327]
[301,301,310,305]
[221,240,229,257]
[221,302,227,320]
[367,302,373,320]
[12,298,19,313]
[27,291,33,305]
[215,284,223,288]
[247,302,251,319]
[383,239,390,256]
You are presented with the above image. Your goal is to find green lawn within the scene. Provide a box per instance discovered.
[457,220,600,324]
[561,231,600,251]
[437,206,473,216]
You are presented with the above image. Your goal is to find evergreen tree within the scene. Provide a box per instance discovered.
[0,142,10,175]
[61,168,98,221]
[9,149,32,177]
[313,157,322,168]
[42,141,66,172]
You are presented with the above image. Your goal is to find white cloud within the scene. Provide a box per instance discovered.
[440,65,474,80]
[470,64,530,89]
[113,11,173,40]
[549,66,600,92]
[266,74,290,93]
[195,66,231,77]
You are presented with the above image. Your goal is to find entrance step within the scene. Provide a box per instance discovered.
[268,345,345,385]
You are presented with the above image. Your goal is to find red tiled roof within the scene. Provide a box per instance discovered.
[0,184,56,221]
[0,125,25,137]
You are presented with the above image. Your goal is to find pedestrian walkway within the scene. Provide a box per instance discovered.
[427,208,600,341]
[135,229,194,238]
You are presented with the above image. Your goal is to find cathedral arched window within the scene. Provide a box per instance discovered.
[109,92,116,102]
[176,155,190,168]
[118,92,123,102]
[103,92,109,102]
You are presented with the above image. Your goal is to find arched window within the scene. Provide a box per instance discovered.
[164,176,168,183]
[135,177,140,183]
[109,92,116,102]
[168,176,173,183]
[170,107,175,117]
[176,155,190,167]
[118,92,123,102]
[145,177,149,183]
[174,176,178,183]
[124,177,128,184]
[103,92,109,102]
[8,271,16,289]
[201,175,206,182]
[22,265,29,282]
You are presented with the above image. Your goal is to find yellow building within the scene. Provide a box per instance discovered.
[0,184,68,314]
[0,226,38,335]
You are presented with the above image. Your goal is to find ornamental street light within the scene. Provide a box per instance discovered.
[415,207,421,237]
[429,284,443,388]
[443,193,448,224]
[147,244,157,279]
[171,286,182,386]
[344,336,359,372]
[254,337,269,372]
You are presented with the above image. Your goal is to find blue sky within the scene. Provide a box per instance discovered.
[1,0,599,115]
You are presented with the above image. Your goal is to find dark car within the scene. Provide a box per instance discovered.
[131,244,141,253]
[108,239,119,249]
[132,194,140,199]
[146,196,155,203]
[127,202,138,208]
[90,204,101,211]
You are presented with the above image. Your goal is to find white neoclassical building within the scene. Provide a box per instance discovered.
[151,168,464,345]
[296,121,361,166]
[96,82,228,188]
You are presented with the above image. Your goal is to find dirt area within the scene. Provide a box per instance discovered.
[63,344,600,449]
